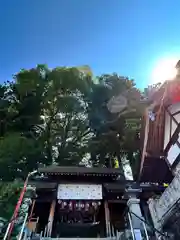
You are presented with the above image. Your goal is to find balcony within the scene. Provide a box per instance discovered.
[149,167,180,229]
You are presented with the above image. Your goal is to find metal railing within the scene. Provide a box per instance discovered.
[129,210,169,239]
[127,212,135,240]
[17,213,29,240]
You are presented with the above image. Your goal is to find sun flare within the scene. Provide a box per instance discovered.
[151,58,178,84]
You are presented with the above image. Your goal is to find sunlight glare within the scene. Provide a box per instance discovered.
[151,58,178,84]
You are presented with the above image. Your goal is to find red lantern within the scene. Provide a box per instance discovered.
[172,94,180,103]
[170,82,180,103]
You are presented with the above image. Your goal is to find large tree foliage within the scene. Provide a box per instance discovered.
[0,65,93,225]
[0,65,144,222]
[0,65,92,180]
[0,66,144,179]
[87,74,143,178]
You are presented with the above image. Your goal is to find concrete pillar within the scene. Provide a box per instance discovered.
[127,197,145,240]
[126,186,148,240]
[127,198,143,229]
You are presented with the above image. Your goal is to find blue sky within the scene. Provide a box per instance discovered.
[0,0,180,88]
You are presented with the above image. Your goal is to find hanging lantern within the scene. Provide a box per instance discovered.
[163,183,169,187]
[114,157,119,168]
[77,202,81,210]
[69,201,73,210]
[60,201,64,209]
[63,201,67,207]
[92,202,97,210]
[85,203,89,211]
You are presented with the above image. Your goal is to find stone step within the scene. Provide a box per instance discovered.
[41,238,114,240]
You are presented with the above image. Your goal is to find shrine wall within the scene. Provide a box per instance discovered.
[164,102,180,165]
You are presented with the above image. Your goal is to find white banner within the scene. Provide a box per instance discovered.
[57,184,102,200]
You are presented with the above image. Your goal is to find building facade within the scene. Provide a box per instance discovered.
[140,66,180,239]
[26,167,148,239]
[6,166,169,239]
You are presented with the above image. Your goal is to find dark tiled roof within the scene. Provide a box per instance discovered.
[28,181,57,189]
[104,182,127,191]
[38,166,124,176]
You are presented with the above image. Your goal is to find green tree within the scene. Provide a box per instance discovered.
[0,65,93,222]
[1,68,143,179]
[0,65,93,180]
[87,74,143,178]
[0,181,21,220]
[38,66,92,165]
[0,65,145,223]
